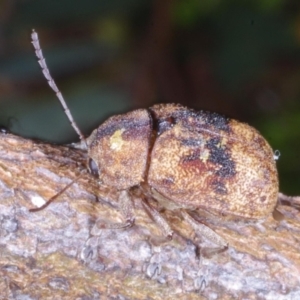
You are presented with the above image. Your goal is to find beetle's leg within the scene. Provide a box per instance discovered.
[142,200,173,239]
[91,190,135,235]
[181,210,227,249]
[278,193,300,209]
[273,193,300,221]
[29,179,76,212]
[119,189,135,227]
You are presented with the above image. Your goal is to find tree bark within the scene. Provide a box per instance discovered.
[0,133,300,299]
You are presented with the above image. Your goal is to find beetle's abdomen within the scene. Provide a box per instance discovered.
[148,106,278,220]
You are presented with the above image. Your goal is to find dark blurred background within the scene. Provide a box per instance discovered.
[0,0,299,194]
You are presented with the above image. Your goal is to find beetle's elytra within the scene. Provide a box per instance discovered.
[87,103,278,221]
[31,29,279,248]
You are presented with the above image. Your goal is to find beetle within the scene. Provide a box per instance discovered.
[86,103,279,248]
[30,30,279,249]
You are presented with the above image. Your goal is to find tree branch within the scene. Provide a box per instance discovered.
[0,133,300,299]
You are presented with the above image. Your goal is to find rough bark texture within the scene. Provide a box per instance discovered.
[0,132,300,299]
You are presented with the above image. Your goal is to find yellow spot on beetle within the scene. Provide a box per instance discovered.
[200,148,210,163]
[110,129,125,151]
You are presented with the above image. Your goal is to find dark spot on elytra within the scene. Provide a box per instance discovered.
[211,180,228,195]
[198,111,231,132]
[181,149,201,163]
[180,138,204,147]
[155,117,176,135]
[148,107,177,135]
[161,178,174,186]
[260,196,266,202]
[178,109,231,133]
[206,137,236,178]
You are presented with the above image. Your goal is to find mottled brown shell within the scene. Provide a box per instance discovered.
[148,104,278,220]
[86,109,151,190]
[86,103,278,220]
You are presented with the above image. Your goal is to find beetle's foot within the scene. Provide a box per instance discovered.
[142,201,173,238]
[181,210,228,249]
[91,217,135,236]
[144,251,162,279]
[148,234,174,247]
[199,245,228,258]
[193,275,207,292]
[145,262,162,279]
[80,236,99,263]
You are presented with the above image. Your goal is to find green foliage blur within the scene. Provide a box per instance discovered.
[0,0,299,194]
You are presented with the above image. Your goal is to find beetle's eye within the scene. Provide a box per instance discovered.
[88,158,99,177]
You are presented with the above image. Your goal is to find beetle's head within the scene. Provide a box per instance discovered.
[85,109,151,190]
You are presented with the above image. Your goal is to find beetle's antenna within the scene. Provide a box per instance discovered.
[29,179,76,212]
[31,29,88,149]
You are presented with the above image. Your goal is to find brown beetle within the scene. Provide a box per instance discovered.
[86,103,278,247]
[31,30,279,249]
